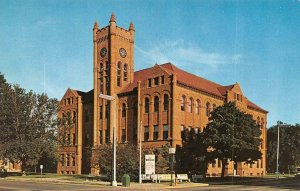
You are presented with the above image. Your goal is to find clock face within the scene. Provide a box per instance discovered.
[100,47,107,58]
[119,48,127,58]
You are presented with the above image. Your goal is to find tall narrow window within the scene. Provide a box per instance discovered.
[206,102,210,116]
[261,118,264,129]
[154,77,159,86]
[100,106,103,119]
[145,97,149,113]
[144,126,149,141]
[61,154,65,166]
[123,64,128,81]
[195,100,200,114]
[105,103,109,119]
[117,62,121,86]
[122,103,126,118]
[73,111,77,123]
[100,78,103,93]
[72,155,76,166]
[163,94,169,111]
[133,102,138,116]
[66,154,70,166]
[163,125,168,140]
[122,129,126,143]
[153,125,159,140]
[105,130,109,143]
[161,76,165,84]
[100,130,103,144]
[180,125,185,140]
[181,96,185,111]
[188,98,192,113]
[154,96,159,112]
[148,79,152,87]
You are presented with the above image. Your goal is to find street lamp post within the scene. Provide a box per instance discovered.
[139,121,142,184]
[99,94,117,187]
[169,147,176,186]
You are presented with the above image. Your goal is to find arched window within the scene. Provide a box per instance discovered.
[117,62,121,86]
[154,96,159,112]
[188,98,193,113]
[206,102,210,116]
[163,94,169,111]
[181,95,186,111]
[123,64,128,81]
[122,103,126,118]
[257,117,260,125]
[261,118,264,129]
[145,97,149,114]
[195,100,200,114]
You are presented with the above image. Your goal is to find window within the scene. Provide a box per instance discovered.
[163,94,169,111]
[122,103,126,118]
[145,97,149,113]
[257,117,260,125]
[73,111,77,123]
[261,118,264,129]
[163,125,168,139]
[144,126,149,141]
[148,79,152,87]
[66,154,70,166]
[195,100,200,114]
[206,102,210,116]
[100,78,103,92]
[105,130,109,143]
[124,64,128,81]
[218,160,222,168]
[105,103,109,118]
[117,62,121,86]
[188,98,192,113]
[100,63,104,73]
[180,125,185,140]
[100,106,103,119]
[161,76,165,84]
[61,154,65,166]
[154,77,159,86]
[122,129,126,143]
[67,98,71,105]
[153,125,159,140]
[72,156,75,166]
[72,133,76,146]
[154,96,159,112]
[100,130,103,144]
[181,96,185,111]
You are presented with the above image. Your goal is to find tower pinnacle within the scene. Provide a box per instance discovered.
[110,12,116,23]
[129,21,135,31]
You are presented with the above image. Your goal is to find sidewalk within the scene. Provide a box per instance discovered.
[3,176,209,189]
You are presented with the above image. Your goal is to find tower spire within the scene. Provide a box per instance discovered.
[129,21,135,31]
[110,12,116,23]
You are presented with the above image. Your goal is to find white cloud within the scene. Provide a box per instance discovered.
[135,39,242,74]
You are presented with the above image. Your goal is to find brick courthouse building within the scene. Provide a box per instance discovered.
[57,14,268,177]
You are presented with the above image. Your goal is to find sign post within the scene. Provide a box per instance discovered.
[169,148,176,186]
[40,165,43,178]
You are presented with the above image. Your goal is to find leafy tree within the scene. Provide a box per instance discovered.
[203,102,262,177]
[152,144,171,174]
[92,144,144,182]
[0,73,58,172]
[267,124,300,173]
[176,128,208,176]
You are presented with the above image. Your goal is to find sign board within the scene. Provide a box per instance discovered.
[40,165,43,170]
[169,148,176,154]
[145,155,155,175]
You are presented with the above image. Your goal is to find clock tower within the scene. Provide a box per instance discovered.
[92,13,135,153]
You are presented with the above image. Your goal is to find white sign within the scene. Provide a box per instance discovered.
[169,148,176,154]
[40,165,43,170]
[145,155,155,175]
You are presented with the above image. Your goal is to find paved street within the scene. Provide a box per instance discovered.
[0,179,299,191]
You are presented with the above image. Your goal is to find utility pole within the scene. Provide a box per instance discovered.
[139,121,142,184]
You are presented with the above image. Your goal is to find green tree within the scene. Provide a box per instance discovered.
[0,73,58,172]
[203,102,262,177]
[176,128,208,176]
[267,124,300,173]
[92,144,144,182]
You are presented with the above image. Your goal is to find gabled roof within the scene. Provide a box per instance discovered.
[247,100,268,113]
[69,89,94,104]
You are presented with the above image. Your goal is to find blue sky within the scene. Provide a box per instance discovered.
[1,0,300,127]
